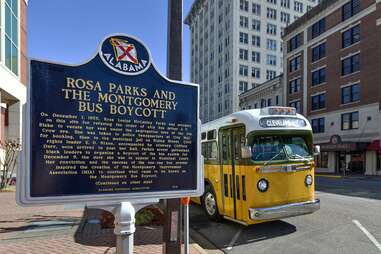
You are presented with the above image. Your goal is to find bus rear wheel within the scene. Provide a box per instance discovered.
[202,186,222,221]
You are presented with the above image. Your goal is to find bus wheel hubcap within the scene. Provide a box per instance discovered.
[205,193,216,215]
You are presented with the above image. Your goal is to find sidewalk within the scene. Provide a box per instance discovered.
[0,192,203,254]
[316,173,381,180]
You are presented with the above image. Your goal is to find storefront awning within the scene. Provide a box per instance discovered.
[320,142,369,152]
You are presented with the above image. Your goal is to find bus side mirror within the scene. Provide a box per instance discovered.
[313,145,320,156]
[241,145,252,159]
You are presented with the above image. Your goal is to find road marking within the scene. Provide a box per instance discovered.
[352,220,381,252]
[226,228,242,251]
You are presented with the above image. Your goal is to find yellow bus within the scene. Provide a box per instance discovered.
[195,107,320,225]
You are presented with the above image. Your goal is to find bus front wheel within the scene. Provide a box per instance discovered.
[202,185,222,221]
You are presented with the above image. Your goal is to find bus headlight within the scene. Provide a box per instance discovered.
[257,179,269,192]
[305,175,313,186]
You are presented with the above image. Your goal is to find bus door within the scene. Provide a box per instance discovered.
[220,126,246,221]
[220,129,234,218]
[232,126,246,222]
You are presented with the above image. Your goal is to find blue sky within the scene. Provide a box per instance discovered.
[28,0,194,81]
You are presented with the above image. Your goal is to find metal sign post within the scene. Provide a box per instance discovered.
[164,0,184,253]
[114,202,135,254]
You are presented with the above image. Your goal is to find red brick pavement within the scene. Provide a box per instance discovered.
[0,192,202,254]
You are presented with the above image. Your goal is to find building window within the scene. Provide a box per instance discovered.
[261,99,266,108]
[4,0,19,75]
[240,16,249,28]
[289,100,301,113]
[276,95,279,105]
[239,65,248,76]
[312,118,325,133]
[281,12,290,24]
[311,18,326,39]
[311,93,326,111]
[252,35,261,47]
[289,55,301,72]
[267,23,277,35]
[341,83,360,104]
[342,25,360,48]
[266,70,276,80]
[294,1,304,13]
[239,32,249,44]
[267,98,272,106]
[315,152,329,168]
[281,0,290,8]
[342,0,360,21]
[289,78,301,94]
[252,51,260,63]
[240,0,249,11]
[312,68,326,86]
[342,54,360,76]
[267,8,277,20]
[289,33,302,52]
[252,67,260,78]
[239,49,248,60]
[267,54,277,66]
[341,112,359,130]
[267,39,277,51]
[239,81,248,92]
[312,43,326,62]
[252,3,261,15]
[252,19,261,31]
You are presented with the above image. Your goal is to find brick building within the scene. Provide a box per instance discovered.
[283,0,381,175]
[0,0,27,153]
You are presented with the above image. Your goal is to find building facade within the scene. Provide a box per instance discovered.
[283,0,381,175]
[239,74,284,110]
[185,0,319,123]
[0,0,27,144]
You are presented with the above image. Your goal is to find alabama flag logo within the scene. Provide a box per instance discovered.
[99,34,151,76]
[110,38,139,64]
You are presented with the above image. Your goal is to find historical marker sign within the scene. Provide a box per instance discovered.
[17,34,202,205]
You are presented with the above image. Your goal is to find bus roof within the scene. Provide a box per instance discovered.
[201,107,312,137]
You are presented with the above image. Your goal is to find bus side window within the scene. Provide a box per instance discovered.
[222,135,228,161]
[209,142,218,160]
[202,143,207,158]
[234,135,240,159]
[224,174,228,197]
[242,175,246,201]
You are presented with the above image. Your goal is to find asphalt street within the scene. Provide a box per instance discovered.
[190,175,381,254]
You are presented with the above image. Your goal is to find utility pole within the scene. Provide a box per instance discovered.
[163,0,183,253]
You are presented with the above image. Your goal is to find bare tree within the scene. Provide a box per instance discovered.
[0,140,21,190]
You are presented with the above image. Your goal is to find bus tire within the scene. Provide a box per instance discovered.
[202,185,222,221]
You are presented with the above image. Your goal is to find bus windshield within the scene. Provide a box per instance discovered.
[250,135,311,162]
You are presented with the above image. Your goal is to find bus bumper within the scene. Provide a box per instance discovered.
[249,199,320,221]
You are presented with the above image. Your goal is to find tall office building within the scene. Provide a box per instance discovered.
[185,0,319,123]
[0,0,27,143]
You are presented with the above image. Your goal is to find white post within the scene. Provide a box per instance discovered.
[113,202,136,254]
[184,202,189,254]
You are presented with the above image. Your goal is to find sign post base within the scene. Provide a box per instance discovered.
[110,199,159,254]
[114,202,135,254]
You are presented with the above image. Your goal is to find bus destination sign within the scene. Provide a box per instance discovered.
[18,34,202,205]
[259,117,306,128]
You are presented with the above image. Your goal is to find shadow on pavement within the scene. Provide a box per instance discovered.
[190,205,296,251]
[238,220,296,245]
[74,208,163,248]
[0,215,79,234]
[316,176,381,201]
